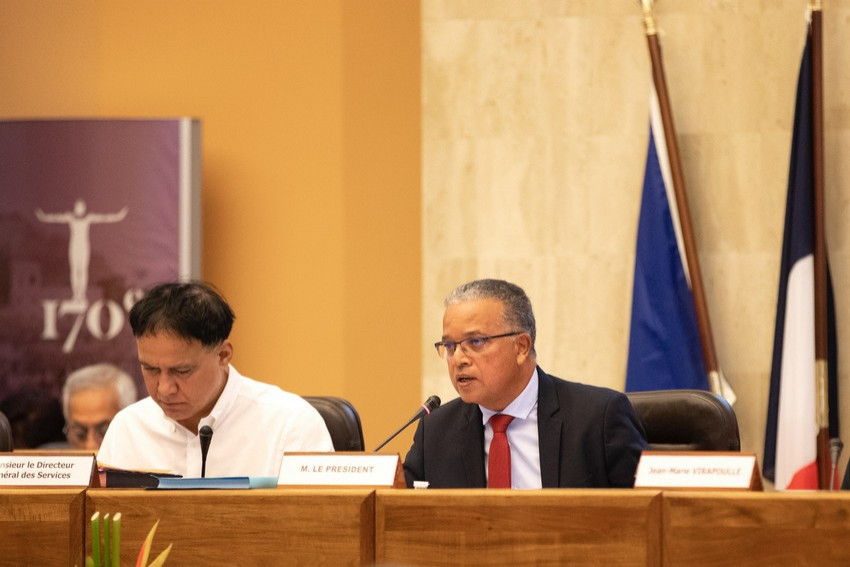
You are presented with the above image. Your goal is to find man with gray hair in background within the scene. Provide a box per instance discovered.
[404,278,648,489]
[62,363,138,451]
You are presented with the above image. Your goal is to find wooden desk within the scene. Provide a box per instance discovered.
[662,491,850,566]
[86,488,375,565]
[11,487,850,565]
[0,488,85,566]
[376,489,662,565]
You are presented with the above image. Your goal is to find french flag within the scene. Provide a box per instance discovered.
[762,31,839,490]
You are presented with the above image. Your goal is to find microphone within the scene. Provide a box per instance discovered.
[830,437,844,490]
[373,396,441,452]
[199,425,213,478]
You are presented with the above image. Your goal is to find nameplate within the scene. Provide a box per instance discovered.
[0,454,97,487]
[278,452,404,487]
[634,451,762,490]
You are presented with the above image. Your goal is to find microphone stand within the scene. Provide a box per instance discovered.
[374,420,415,452]
[373,396,441,452]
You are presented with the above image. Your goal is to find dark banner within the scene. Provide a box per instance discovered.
[0,119,201,439]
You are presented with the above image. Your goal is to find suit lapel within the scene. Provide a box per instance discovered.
[460,403,486,488]
[537,368,563,488]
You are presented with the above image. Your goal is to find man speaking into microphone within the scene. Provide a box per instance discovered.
[98,281,333,477]
[403,279,647,489]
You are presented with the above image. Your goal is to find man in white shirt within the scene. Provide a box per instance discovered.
[98,281,333,477]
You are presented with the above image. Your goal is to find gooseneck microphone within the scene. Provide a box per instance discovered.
[199,425,213,478]
[373,396,441,452]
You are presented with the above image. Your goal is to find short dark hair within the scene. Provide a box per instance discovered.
[445,278,537,355]
[129,281,235,347]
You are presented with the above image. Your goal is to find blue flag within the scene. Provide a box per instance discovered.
[626,92,709,393]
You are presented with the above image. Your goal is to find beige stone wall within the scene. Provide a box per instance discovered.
[422,0,850,483]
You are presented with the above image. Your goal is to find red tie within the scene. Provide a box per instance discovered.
[488,414,515,488]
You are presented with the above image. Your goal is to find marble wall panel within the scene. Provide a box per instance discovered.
[422,0,850,484]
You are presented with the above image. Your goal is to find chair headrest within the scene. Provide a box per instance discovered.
[303,396,365,452]
[0,410,13,452]
[626,389,740,452]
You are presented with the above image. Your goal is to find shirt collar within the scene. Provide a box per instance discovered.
[200,364,240,430]
[480,367,539,425]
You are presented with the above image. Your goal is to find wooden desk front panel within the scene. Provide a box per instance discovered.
[0,488,85,567]
[86,488,375,566]
[376,489,662,566]
[663,491,850,566]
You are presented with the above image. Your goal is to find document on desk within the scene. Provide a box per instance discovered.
[150,476,279,490]
[99,465,181,488]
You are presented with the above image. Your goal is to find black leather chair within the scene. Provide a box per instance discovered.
[304,396,365,452]
[626,389,740,452]
[0,410,12,452]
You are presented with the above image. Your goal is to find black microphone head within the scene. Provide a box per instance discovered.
[424,395,441,412]
[199,426,213,454]
[199,425,213,478]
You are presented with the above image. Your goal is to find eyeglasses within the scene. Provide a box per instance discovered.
[434,332,523,359]
[64,420,111,444]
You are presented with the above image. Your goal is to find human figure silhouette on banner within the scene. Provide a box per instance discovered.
[36,199,128,302]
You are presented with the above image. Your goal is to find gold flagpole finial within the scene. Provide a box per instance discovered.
[641,0,657,36]
[810,0,823,13]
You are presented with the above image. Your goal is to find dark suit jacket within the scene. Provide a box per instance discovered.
[403,367,648,488]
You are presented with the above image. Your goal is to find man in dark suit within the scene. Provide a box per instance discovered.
[404,279,648,488]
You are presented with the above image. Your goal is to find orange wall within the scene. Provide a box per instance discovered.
[0,1,421,454]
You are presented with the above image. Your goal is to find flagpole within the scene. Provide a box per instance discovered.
[640,0,722,396]
[810,0,830,490]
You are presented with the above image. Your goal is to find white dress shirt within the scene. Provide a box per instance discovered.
[97,365,333,477]
[480,368,542,489]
